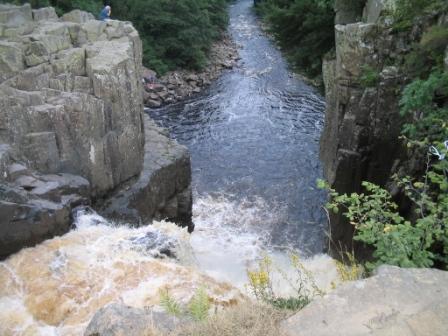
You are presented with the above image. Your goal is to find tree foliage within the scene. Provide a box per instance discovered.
[255,0,335,77]
[7,0,229,75]
[108,0,230,74]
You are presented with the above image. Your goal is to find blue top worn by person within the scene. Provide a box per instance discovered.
[99,5,111,21]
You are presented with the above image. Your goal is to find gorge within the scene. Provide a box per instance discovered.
[1,0,448,335]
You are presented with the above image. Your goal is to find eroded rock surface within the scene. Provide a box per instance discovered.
[0,4,192,257]
[101,114,193,230]
[282,266,448,336]
[85,303,187,336]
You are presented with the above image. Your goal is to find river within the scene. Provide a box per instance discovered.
[0,1,334,335]
[148,0,328,286]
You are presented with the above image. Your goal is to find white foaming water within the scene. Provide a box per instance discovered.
[190,194,339,295]
[0,210,242,336]
[0,197,339,336]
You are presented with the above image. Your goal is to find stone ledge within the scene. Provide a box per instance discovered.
[282,266,448,336]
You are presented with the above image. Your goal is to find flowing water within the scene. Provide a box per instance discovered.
[0,1,336,335]
[148,0,328,287]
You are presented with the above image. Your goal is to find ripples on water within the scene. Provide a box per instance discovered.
[149,0,327,255]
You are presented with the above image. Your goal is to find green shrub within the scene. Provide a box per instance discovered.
[400,70,448,142]
[320,174,448,270]
[359,65,380,88]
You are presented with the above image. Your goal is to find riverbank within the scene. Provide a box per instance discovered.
[143,34,240,108]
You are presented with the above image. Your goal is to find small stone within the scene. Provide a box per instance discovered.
[186,73,198,82]
[85,303,187,336]
[146,99,161,108]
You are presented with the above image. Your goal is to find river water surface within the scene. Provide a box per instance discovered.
[0,1,334,335]
[149,0,328,286]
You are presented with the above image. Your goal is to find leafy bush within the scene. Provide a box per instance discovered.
[400,70,448,142]
[321,179,447,270]
[359,65,380,88]
[256,0,335,78]
[392,0,448,31]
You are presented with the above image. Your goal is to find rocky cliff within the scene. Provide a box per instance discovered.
[0,4,192,258]
[320,0,447,248]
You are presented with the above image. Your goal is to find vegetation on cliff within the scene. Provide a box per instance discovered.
[321,0,448,270]
[255,0,335,78]
[8,0,230,74]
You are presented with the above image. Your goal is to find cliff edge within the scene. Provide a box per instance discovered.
[0,4,192,258]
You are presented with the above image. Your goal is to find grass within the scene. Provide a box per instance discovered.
[169,302,288,336]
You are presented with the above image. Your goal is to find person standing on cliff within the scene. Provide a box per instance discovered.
[99,5,111,21]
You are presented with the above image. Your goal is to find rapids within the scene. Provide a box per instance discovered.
[0,211,243,335]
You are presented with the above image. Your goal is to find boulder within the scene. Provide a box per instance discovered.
[146,99,162,108]
[0,185,71,258]
[85,303,186,336]
[0,169,90,258]
[281,266,448,336]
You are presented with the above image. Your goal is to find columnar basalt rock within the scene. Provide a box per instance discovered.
[320,0,409,248]
[320,0,448,248]
[100,114,193,231]
[0,4,192,258]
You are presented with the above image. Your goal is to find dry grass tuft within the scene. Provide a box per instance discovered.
[168,302,288,336]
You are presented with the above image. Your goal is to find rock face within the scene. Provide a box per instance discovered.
[0,4,192,258]
[319,0,445,248]
[282,266,448,336]
[0,3,144,196]
[101,114,193,231]
[85,303,186,336]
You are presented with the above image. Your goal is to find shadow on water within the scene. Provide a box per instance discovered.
[148,0,327,255]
